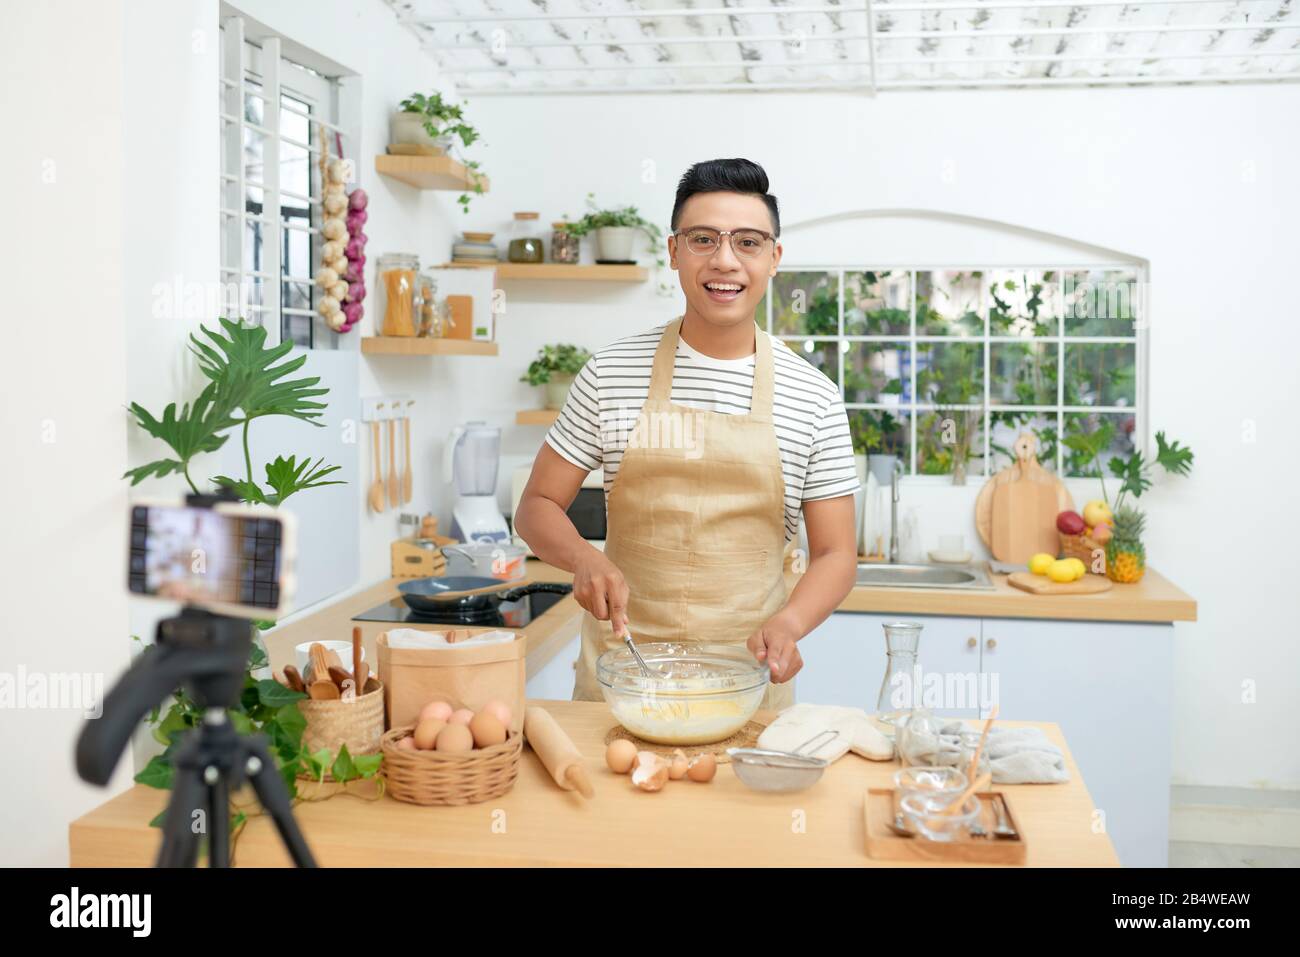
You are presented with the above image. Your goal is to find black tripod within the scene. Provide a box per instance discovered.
[77,607,316,867]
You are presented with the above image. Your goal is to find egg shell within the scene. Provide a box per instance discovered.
[482,699,512,728]
[448,708,475,726]
[630,752,669,792]
[418,700,454,723]
[605,739,638,774]
[469,711,507,748]
[413,717,446,750]
[435,723,474,753]
[687,752,718,783]
[668,749,689,780]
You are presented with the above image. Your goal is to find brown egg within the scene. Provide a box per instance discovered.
[413,718,446,750]
[435,723,475,753]
[397,736,416,751]
[668,749,689,780]
[449,708,475,726]
[469,711,507,749]
[605,739,638,774]
[418,700,454,723]
[687,752,717,783]
[482,699,513,728]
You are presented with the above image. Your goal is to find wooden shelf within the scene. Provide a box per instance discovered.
[516,408,560,426]
[436,262,648,282]
[361,337,498,357]
[374,153,490,192]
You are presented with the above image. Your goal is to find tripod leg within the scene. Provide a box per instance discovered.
[243,737,318,868]
[207,773,230,867]
[157,768,204,868]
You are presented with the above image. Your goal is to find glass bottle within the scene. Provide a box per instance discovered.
[506,212,544,263]
[377,252,419,337]
[873,620,923,737]
[550,221,579,263]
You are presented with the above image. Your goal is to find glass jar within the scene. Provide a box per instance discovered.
[506,211,544,263]
[376,252,419,337]
[415,269,439,337]
[956,728,992,789]
[550,221,580,264]
[873,620,923,736]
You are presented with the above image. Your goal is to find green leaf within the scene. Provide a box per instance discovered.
[148,809,167,829]
[247,640,269,670]
[190,318,328,426]
[353,753,383,779]
[1109,452,1152,499]
[262,455,345,505]
[255,678,306,709]
[153,705,190,747]
[211,475,269,504]
[1154,431,1194,476]
[135,755,174,790]
[229,710,254,735]
[331,745,357,783]
[122,381,235,485]
[273,703,307,745]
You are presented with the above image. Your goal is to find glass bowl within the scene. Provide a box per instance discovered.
[596,642,769,745]
[893,765,968,800]
[899,793,981,842]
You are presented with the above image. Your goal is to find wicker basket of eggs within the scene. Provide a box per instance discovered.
[381,698,520,805]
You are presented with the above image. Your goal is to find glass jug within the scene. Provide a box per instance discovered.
[873,620,923,737]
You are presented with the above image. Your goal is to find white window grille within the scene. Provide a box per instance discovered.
[764,265,1146,478]
[219,15,354,347]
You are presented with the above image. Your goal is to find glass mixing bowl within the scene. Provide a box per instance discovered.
[596,643,769,745]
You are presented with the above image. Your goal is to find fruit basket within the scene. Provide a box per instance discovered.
[1057,531,1106,575]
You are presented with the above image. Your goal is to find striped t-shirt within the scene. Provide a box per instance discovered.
[544,320,860,542]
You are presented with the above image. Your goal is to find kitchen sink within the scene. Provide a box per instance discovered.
[855,562,995,590]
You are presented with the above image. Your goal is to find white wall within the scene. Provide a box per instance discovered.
[453,85,1300,792]
[1,0,132,866]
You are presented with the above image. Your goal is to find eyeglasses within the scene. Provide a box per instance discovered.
[674,226,775,260]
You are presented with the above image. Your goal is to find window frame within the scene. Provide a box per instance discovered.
[219,15,353,348]
[764,263,1148,480]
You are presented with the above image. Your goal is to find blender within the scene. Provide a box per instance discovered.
[443,421,510,543]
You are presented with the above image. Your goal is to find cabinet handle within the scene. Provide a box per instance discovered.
[967,637,977,648]
[986,638,997,650]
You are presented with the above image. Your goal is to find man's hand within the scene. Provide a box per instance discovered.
[746,612,804,684]
[573,548,630,638]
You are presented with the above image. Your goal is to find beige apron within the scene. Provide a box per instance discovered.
[572,317,795,712]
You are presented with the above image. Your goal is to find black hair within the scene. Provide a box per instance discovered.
[670,158,780,237]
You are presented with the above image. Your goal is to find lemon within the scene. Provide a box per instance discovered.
[1028,553,1055,576]
[1047,560,1077,583]
[1065,558,1087,580]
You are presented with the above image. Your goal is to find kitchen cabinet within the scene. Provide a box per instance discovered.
[525,632,581,701]
[799,613,982,718]
[800,611,1174,867]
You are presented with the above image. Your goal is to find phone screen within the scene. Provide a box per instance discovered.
[128,505,285,610]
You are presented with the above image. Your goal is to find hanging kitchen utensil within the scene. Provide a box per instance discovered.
[975,432,1073,563]
[402,400,414,505]
[386,407,399,508]
[369,420,385,513]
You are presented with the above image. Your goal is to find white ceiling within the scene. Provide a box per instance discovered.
[385,0,1300,93]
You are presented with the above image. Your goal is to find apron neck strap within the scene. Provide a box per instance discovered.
[648,318,775,418]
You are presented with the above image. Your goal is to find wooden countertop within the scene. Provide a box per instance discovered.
[814,565,1197,624]
[69,700,1117,867]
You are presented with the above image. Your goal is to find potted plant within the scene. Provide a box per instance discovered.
[392,92,485,213]
[521,343,592,410]
[565,193,662,263]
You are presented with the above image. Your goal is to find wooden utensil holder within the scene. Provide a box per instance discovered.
[391,533,454,578]
[864,788,1027,864]
[296,678,385,780]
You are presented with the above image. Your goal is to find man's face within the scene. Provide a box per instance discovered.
[669,192,782,329]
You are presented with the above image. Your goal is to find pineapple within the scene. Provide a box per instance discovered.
[1106,505,1147,583]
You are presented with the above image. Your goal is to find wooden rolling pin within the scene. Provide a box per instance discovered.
[523,707,594,798]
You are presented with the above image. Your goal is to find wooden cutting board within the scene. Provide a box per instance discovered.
[1007,572,1113,596]
[975,432,1073,564]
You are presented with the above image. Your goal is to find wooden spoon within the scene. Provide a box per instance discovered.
[352,627,364,694]
[368,420,385,513]
[387,417,399,509]
[355,660,370,694]
[327,665,354,693]
[966,704,1000,785]
[282,665,306,693]
[308,644,340,700]
[402,403,414,504]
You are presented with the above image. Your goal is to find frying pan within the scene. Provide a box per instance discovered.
[397,575,572,615]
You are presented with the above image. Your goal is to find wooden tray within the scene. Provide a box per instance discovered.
[1007,571,1113,596]
[864,789,1027,864]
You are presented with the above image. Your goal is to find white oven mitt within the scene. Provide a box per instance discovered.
[385,628,516,649]
[757,703,894,762]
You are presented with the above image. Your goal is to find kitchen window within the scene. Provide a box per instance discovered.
[219,15,353,348]
[761,267,1145,478]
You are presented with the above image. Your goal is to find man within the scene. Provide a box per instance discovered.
[514,158,859,710]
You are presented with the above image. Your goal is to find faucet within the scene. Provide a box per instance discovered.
[888,459,904,563]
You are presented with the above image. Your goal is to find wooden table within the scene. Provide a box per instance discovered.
[69,701,1118,867]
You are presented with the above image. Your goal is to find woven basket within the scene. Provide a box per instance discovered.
[381,725,522,805]
[296,678,385,780]
[1058,532,1107,575]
